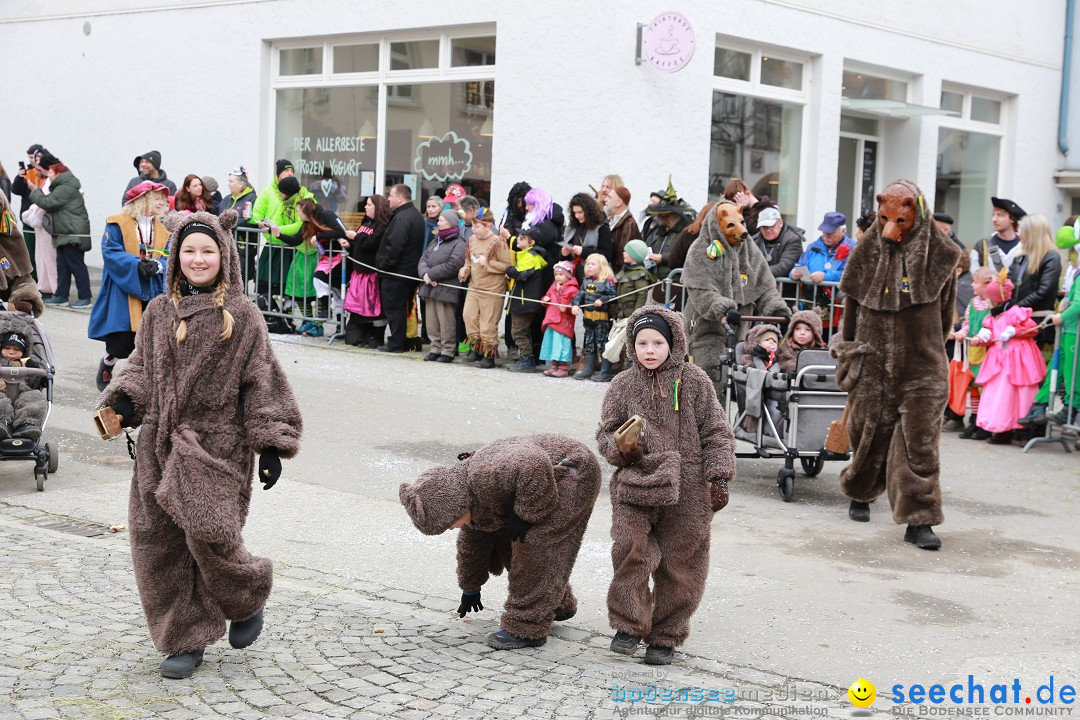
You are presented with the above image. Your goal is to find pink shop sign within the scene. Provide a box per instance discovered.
[641,11,695,73]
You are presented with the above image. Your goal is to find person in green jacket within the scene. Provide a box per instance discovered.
[253,162,313,333]
[28,153,92,307]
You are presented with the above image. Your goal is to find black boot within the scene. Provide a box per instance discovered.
[574,352,597,380]
[229,607,264,649]
[315,295,330,322]
[1017,403,1048,426]
[988,430,1013,444]
[160,648,204,679]
[644,645,675,666]
[610,631,641,656]
[904,524,941,550]
[848,500,870,522]
[506,355,536,373]
[592,359,616,382]
[959,415,990,440]
[1049,406,1078,426]
[464,349,480,363]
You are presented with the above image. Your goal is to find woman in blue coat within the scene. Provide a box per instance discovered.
[88,182,171,390]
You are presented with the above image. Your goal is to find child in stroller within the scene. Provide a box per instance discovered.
[736,324,786,438]
[0,326,47,441]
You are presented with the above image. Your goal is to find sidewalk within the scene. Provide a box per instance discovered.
[0,502,852,720]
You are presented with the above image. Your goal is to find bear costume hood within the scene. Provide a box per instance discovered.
[839,179,962,312]
[784,309,825,348]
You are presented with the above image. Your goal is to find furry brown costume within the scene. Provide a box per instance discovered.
[739,324,783,369]
[0,315,47,439]
[399,434,601,641]
[832,180,961,533]
[596,305,735,649]
[682,201,790,388]
[98,210,303,655]
[0,193,45,317]
[778,309,826,372]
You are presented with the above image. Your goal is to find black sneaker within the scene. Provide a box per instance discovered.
[423,352,440,361]
[484,630,546,650]
[610,631,641,656]
[464,349,480,363]
[228,607,264,649]
[160,648,204,679]
[848,500,870,522]
[904,525,941,550]
[644,645,675,665]
[476,357,496,369]
[436,355,453,364]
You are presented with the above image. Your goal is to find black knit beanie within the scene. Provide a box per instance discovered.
[632,313,674,348]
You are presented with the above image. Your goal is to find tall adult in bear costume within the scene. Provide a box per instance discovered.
[682,200,790,390]
[0,191,46,317]
[97,210,303,678]
[596,305,736,665]
[831,180,962,550]
[399,434,601,651]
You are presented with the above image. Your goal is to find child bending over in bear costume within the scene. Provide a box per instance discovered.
[399,435,602,651]
[596,306,735,665]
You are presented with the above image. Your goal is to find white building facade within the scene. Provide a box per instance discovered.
[2,0,1075,262]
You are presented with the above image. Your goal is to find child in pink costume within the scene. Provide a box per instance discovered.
[974,274,1046,438]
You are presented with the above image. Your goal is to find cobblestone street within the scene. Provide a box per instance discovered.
[0,503,848,720]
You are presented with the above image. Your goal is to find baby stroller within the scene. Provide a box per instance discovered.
[721,317,849,502]
[0,311,58,491]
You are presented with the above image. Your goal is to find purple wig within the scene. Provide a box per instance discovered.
[523,187,553,226]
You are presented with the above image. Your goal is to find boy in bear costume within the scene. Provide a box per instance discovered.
[596,305,736,665]
[0,321,47,440]
[399,434,602,651]
[831,180,961,550]
[681,201,790,391]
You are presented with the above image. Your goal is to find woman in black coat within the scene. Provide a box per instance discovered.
[1009,214,1062,345]
[343,195,390,346]
[561,193,612,284]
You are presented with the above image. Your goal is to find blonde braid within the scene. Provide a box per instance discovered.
[213,280,234,340]
[171,276,188,344]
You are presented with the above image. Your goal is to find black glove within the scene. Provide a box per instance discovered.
[506,511,533,543]
[110,393,136,426]
[505,266,519,279]
[775,306,792,322]
[753,345,770,359]
[24,358,42,370]
[137,259,160,279]
[457,589,483,617]
[726,309,742,327]
[259,448,281,490]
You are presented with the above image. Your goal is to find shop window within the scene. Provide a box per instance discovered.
[971,96,1002,124]
[451,36,496,67]
[390,40,439,70]
[385,81,494,207]
[275,86,380,214]
[841,71,906,101]
[709,91,802,215]
[714,47,751,81]
[935,128,1001,243]
[333,43,378,74]
[279,47,322,76]
[761,56,802,90]
[940,90,964,114]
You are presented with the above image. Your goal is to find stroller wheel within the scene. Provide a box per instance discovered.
[777,469,795,502]
[35,469,45,492]
[800,455,825,477]
[46,441,58,474]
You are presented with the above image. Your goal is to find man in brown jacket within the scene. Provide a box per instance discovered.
[399,434,602,650]
[605,187,641,275]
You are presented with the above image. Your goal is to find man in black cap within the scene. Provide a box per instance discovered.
[123,151,176,204]
[970,197,1026,274]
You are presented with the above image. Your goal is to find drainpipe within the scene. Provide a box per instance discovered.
[1061,0,1075,155]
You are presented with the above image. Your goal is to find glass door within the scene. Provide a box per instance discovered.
[836,123,879,230]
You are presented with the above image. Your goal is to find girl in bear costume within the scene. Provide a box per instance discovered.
[831,180,962,550]
[778,309,826,373]
[97,210,303,679]
[399,434,602,651]
[596,305,735,665]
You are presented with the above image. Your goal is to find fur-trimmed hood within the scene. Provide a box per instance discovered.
[784,309,825,348]
[161,210,243,298]
[839,179,962,312]
[740,323,782,367]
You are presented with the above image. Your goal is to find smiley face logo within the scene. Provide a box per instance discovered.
[848,679,876,708]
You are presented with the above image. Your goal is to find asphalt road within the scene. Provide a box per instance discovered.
[5,304,1079,695]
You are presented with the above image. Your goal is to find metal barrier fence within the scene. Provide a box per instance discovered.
[1024,323,1080,452]
[235,226,349,342]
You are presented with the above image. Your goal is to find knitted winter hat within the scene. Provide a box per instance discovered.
[399,464,469,535]
[553,260,575,277]
[440,209,460,226]
[278,176,300,198]
[623,239,649,265]
[177,221,222,250]
[632,313,674,348]
[201,176,219,194]
[1,332,27,354]
[133,150,162,171]
[275,159,294,176]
